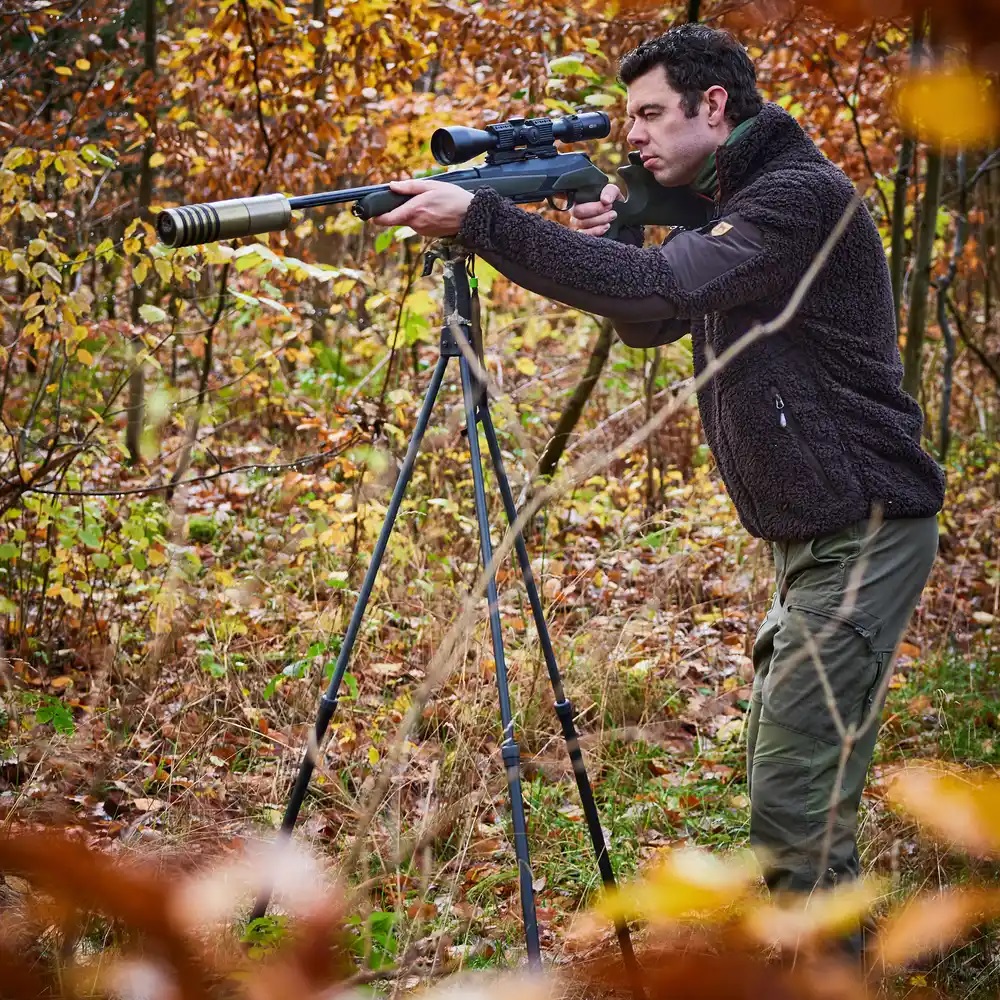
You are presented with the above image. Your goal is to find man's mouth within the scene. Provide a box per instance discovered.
[642,156,659,167]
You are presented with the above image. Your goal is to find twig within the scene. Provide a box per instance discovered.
[948,293,1000,388]
[20,437,361,498]
[165,264,230,498]
[936,152,967,459]
[341,191,864,881]
[238,0,276,187]
[820,42,893,224]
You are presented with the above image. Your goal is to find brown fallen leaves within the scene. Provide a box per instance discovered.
[3,760,1000,999]
[0,831,352,1000]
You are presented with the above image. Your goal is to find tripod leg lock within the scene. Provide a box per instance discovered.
[554,698,574,730]
[500,740,521,777]
[554,699,586,777]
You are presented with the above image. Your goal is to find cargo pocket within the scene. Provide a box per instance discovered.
[771,604,885,745]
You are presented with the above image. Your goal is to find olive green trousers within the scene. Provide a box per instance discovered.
[747,516,939,896]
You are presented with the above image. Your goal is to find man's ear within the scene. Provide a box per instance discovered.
[704,85,729,128]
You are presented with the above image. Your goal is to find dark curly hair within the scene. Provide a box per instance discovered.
[618,24,763,126]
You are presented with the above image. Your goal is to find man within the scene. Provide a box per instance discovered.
[372,24,945,953]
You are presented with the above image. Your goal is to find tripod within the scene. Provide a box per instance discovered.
[252,240,640,986]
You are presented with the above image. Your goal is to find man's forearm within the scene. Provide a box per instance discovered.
[458,188,683,321]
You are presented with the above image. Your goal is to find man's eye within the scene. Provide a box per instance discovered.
[645,113,660,121]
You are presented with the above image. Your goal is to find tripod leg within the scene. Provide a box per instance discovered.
[250,354,449,922]
[477,402,644,995]
[459,356,542,970]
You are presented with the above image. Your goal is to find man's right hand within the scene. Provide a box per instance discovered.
[570,183,623,237]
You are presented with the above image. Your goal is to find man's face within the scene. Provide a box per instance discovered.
[625,66,731,188]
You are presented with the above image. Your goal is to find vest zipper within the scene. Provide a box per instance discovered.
[771,389,836,493]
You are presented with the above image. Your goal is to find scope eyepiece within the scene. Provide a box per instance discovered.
[430,110,610,165]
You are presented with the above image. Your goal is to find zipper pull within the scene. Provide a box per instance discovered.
[774,393,787,428]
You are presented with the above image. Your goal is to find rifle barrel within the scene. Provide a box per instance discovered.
[157,169,481,247]
[288,184,390,211]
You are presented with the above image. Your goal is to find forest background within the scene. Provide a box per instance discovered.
[1,0,1000,998]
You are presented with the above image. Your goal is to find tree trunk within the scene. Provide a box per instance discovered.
[902,149,942,398]
[890,134,915,327]
[126,0,158,465]
[890,17,927,328]
[534,318,614,483]
[937,154,967,460]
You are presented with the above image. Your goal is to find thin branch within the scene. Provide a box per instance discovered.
[941,147,1000,201]
[238,0,276,188]
[20,437,363,498]
[935,152,967,459]
[948,294,1000,388]
[341,192,864,882]
[820,42,893,224]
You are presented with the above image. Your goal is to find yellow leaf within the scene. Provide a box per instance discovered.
[154,257,172,283]
[149,151,166,169]
[61,587,83,609]
[75,58,91,71]
[134,258,150,283]
[897,69,1000,149]
[874,888,1000,968]
[54,66,73,76]
[592,847,759,927]
[147,548,166,567]
[76,348,94,365]
[367,746,380,765]
[742,876,884,950]
[515,357,537,377]
[887,762,1000,855]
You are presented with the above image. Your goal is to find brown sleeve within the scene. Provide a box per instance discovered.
[458,185,791,342]
[458,187,681,311]
[475,250,689,348]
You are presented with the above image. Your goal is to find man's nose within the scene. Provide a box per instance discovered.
[627,122,646,146]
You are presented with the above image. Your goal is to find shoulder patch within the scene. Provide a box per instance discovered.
[710,221,733,237]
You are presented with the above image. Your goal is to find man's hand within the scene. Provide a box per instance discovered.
[370,179,474,237]
[570,183,623,237]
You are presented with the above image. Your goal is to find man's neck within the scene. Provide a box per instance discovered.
[691,116,758,200]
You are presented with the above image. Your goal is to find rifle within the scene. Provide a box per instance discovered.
[155,110,710,248]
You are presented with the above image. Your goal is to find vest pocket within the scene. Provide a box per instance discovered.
[770,386,837,494]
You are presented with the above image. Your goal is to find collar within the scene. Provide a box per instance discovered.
[714,101,815,197]
[691,114,758,200]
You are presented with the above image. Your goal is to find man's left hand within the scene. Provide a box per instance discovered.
[371,179,474,237]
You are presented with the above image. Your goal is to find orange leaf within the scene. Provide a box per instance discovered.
[897,69,999,149]
[874,887,1000,968]
[886,762,1000,856]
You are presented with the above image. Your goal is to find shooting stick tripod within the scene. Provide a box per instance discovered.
[252,240,640,985]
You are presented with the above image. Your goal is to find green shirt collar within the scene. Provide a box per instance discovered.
[691,115,758,199]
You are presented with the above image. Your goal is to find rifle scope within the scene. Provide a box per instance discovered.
[430,111,611,165]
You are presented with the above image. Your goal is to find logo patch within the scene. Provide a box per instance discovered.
[710,221,733,237]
